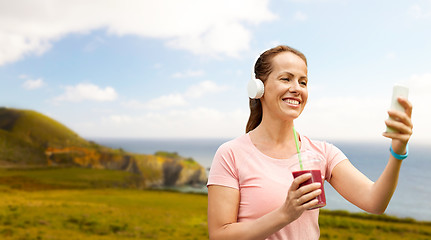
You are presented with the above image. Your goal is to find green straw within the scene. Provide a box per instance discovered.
[293,126,303,170]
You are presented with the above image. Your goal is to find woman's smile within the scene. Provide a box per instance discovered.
[282,97,301,107]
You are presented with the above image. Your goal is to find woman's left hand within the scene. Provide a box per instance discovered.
[382,97,413,154]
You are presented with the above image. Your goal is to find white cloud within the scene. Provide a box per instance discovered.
[171,70,205,78]
[55,83,118,102]
[293,11,308,21]
[166,21,251,58]
[22,78,44,90]
[123,80,228,110]
[0,0,276,66]
[0,32,52,66]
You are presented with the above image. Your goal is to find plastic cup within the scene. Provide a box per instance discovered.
[290,151,326,210]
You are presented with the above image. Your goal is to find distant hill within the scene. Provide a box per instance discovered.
[0,107,207,187]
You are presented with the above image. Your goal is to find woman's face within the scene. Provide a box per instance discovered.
[261,51,308,121]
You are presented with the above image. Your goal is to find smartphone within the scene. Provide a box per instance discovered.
[386,84,409,133]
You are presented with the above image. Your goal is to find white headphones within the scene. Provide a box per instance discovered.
[247,71,264,99]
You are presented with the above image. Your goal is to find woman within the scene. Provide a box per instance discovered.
[207,45,413,240]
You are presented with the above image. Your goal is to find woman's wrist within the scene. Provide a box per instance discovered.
[391,139,408,154]
[276,206,295,226]
[390,144,408,160]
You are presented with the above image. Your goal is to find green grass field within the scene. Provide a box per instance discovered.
[1,167,431,239]
[0,189,207,239]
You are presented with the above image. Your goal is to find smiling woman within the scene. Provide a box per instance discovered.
[206,45,414,240]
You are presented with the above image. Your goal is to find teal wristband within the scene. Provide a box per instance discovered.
[389,144,408,160]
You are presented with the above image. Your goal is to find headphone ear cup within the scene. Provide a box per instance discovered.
[247,78,264,99]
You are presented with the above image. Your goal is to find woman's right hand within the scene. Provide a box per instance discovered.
[208,174,323,240]
[280,173,322,223]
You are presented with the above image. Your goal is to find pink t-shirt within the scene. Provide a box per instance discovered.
[207,133,347,240]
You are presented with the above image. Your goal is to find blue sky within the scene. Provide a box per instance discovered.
[1,0,430,143]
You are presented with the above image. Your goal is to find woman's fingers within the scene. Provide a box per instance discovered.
[383,97,413,143]
[290,174,322,208]
[385,117,412,135]
[296,183,321,204]
[289,173,311,191]
[387,97,413,127]
[386,110,413,130]
[397,97,413,117]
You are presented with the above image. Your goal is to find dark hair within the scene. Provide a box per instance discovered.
[245,45,308,133]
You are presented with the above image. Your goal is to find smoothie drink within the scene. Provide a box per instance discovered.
[290,151,326,210]
[292,169,326,209]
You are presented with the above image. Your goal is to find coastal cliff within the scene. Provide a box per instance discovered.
[0,107,207,188]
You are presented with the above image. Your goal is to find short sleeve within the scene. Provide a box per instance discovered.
[207,143,240,190]
[324,143,348,181]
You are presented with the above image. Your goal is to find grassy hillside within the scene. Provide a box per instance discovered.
[0,107,90,165]
[0,107,207,187]
[0,168,430,239]
[0,107,89,148]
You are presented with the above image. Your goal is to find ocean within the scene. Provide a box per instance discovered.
[92,137,431,222]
